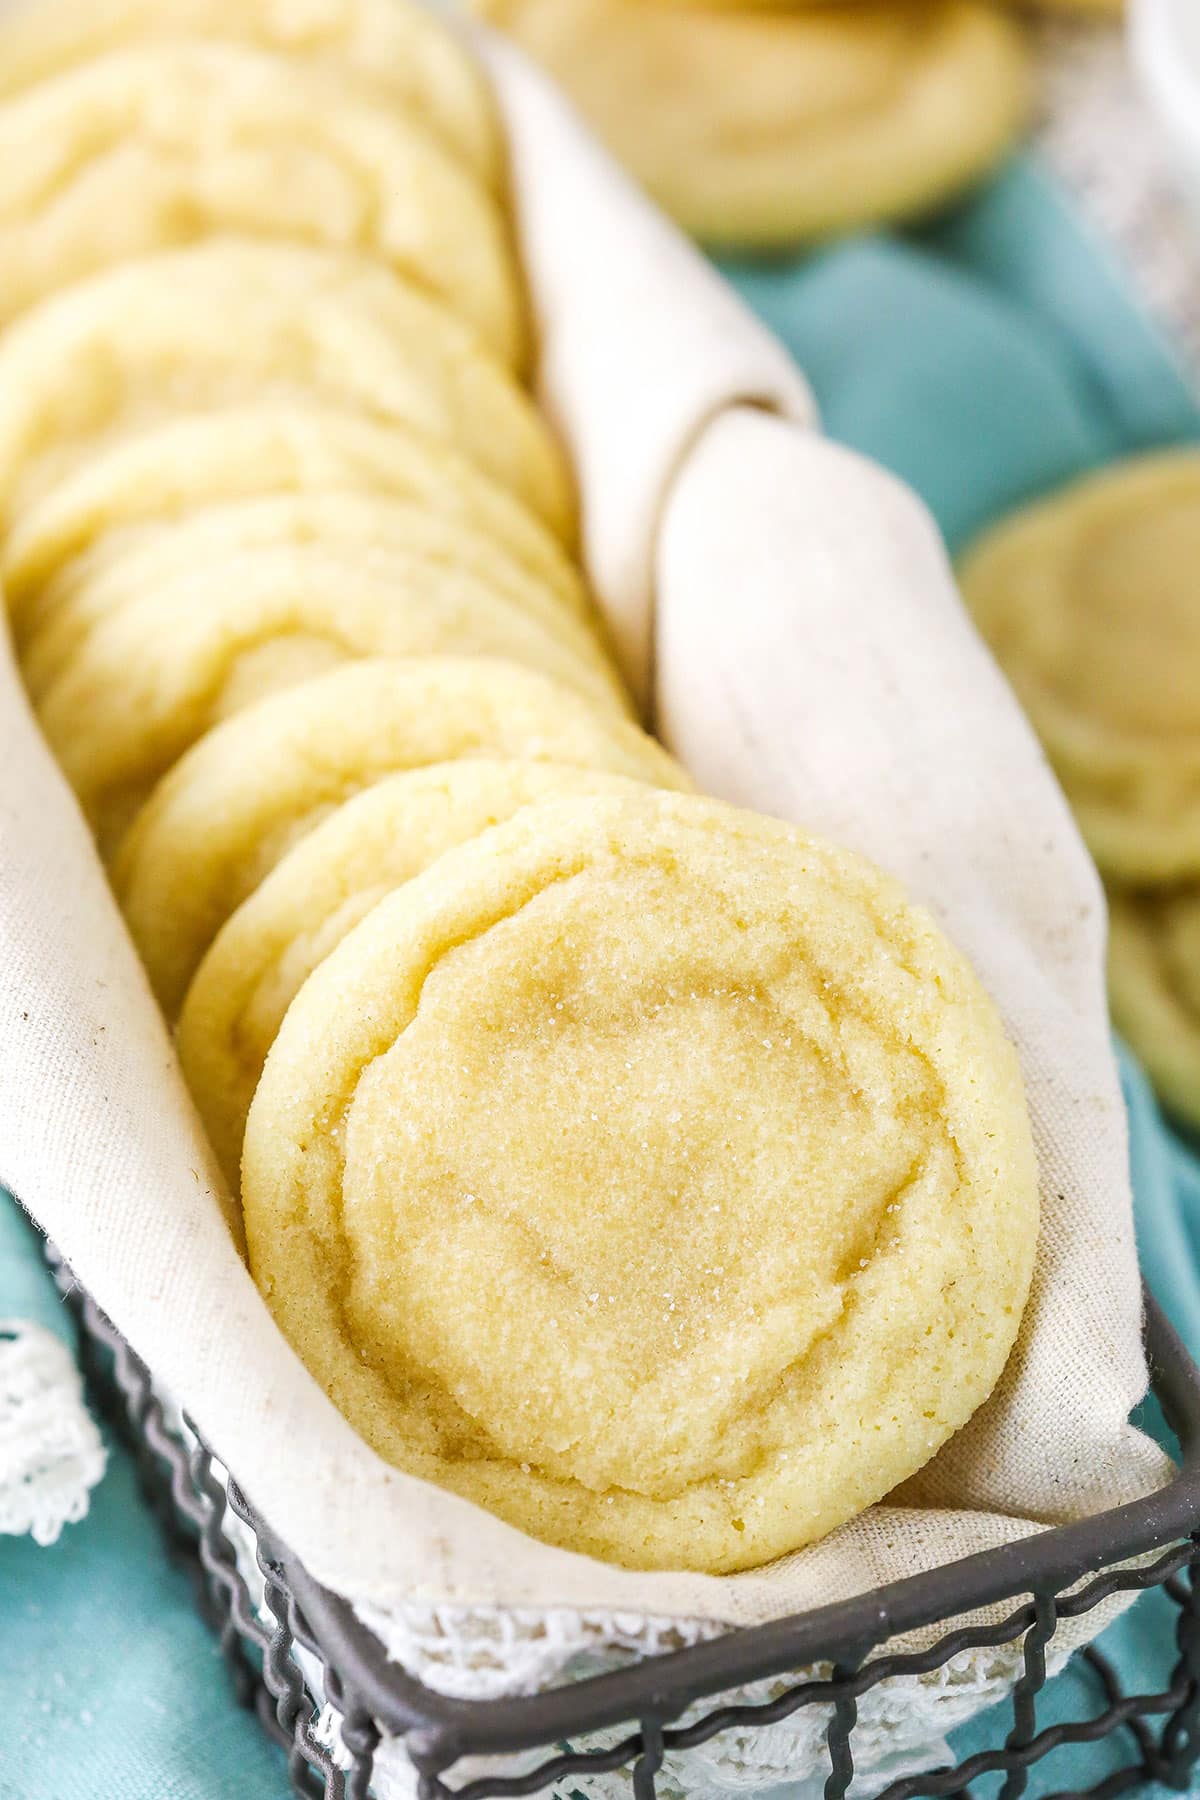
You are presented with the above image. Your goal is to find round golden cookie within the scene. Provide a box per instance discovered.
[113,657,689,1017]
[474,0,1032,245]
[179,759,648,1184]
[2,406,584,629]
[0,241,568,539]
[23,511,612,702]
[0,0,500,186]
[242,786,1039,1575]
[19,494,598,663]
[0,43,523,362]
[22,489,597,658]
[34,548,630,855]
[960,452,1200,884]
[1109,888,1200,1135]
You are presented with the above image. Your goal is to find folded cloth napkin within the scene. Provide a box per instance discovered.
[0,26,1179,1798]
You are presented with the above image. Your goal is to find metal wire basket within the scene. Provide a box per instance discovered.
[55,1248,1200,1800]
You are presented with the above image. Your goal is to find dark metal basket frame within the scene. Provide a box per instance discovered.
[57,1254,1200,1800]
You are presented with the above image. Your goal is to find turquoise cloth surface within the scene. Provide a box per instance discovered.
[3,151,1200,1798]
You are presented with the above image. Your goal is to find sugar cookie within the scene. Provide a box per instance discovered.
[23,522,611,705]
[19,495,597,665]
[242,788,1039,1574]
[35,549,630,853]
[960,452,1200,883]
[179,759,647,1183]
[3,406,583,627]
[0,0,500,186]
[0,242,567,538]
[113,657,689,1017]
[475,0,1031,245]
[1109,888,1200,1135]
[0,43,523,360]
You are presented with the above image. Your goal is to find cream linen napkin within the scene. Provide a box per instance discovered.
[0,17,1170,1751]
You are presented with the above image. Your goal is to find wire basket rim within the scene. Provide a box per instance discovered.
[223,1288,1200,1767]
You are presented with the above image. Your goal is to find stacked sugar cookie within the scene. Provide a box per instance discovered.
[3,0,1039,1576]
[961,453,1200,1137]
[473,0,1038,247]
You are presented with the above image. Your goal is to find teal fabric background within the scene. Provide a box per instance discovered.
[3,152,1200,1798]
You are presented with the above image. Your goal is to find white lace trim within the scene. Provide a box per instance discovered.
[0,1319,106,1544]
[354,1595,727,1700]
[309,1628,1070,1800]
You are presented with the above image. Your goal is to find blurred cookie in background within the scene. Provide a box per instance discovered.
[961,452,1200,1131]
[1109,888,1200,1134]
[474,0,1033,246]
[960,452,1200,888]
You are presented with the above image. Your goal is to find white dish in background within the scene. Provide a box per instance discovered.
[1130,0,1200,223]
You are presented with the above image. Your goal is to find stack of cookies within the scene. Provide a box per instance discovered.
[2,0,1039,1575]
[960,453,1200,1138]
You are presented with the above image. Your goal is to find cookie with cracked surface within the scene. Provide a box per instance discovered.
[242,787,1039,1574]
